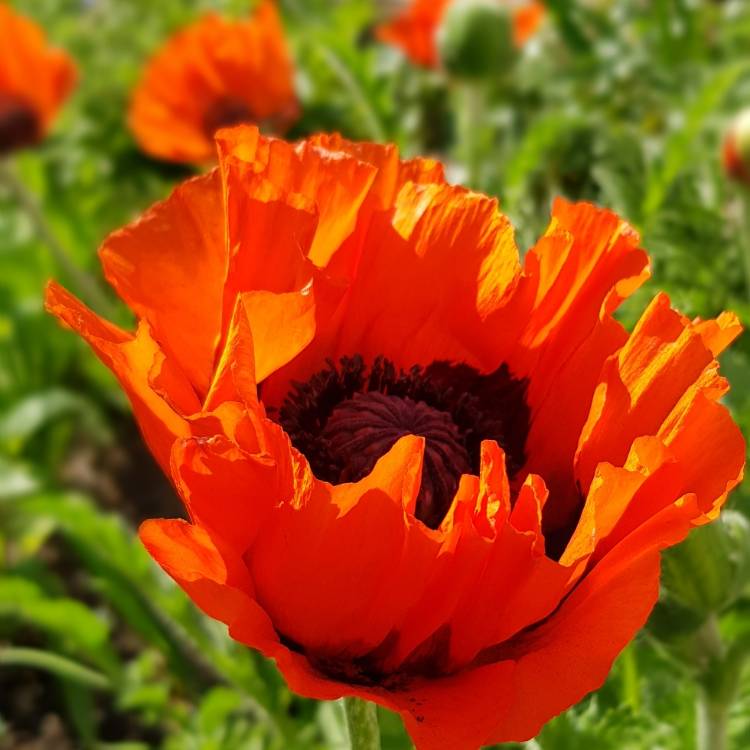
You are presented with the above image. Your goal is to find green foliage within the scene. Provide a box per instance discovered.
[2,0,750,748]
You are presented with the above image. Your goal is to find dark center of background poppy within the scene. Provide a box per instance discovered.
[202,96,255,138]
[0,93,41,156]
[278,356,530,528]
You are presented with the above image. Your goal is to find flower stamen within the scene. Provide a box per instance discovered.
[277,355,530,528]
[202,96,255,139]
[0,93,40,155]
[325,392,472,527]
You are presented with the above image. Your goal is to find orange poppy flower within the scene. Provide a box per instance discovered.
[0,4,77,155]
[129,1,297,164]
[46,125,744,749]
[377,0,545,68]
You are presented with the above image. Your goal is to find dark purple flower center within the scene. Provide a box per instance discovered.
[0,93,41,155]
[277,356,530,528]
[202,96,255,138]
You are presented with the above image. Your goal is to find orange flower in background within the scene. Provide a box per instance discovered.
[129,1,297,164]
[0,4,77,155]
[377,0,544,68]
[47,125,744,750]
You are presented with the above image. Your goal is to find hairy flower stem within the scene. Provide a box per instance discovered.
[344,697,381,750]
[0,158,114,317]
[456,81,487,190]
[694,615,742,750]
[697,691,729,750]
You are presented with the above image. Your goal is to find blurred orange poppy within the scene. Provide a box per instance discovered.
[377,0,544,68]
[0,4,77,155]
[129,1,297,164]
[47,125,744,749]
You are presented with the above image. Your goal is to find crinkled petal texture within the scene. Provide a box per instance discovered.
[0,4,76,135]
[376,0,545,68]
[46,125,744,750]
[129,1,297,164]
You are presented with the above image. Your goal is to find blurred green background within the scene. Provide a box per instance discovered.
[2,0,750,748]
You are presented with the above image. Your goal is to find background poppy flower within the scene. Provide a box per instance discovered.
[0,3,77,155]
[46,126,744,750]
[129,1,297,164]
[377,0,545,69]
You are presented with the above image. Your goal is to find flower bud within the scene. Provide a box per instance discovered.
[661,511,750,617]
[437,0,517,80]
[724,108,750,186]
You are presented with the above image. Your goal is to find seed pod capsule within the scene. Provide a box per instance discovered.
[437,0,517,79]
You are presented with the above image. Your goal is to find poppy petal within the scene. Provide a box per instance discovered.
[576,293,742,494]
[376,0,451,68]
[0,5,77,134]
[511,199,650,528]
[248,435,445,657]
[139,518,255,622]
[513,1,545,46]
[170,422,294,553]
[218,127,380,271]
[45,281,191,472]
[129,3,297,164]
[332,182,521,371]
[99,170,227,398]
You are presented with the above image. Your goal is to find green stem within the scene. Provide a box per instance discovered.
[696,691,729,750]
[0,159,114,317]
[0,646,111,691]
[694,615,743,750]
[344,697,381,750]
[456,81,487,190]
[620,643,641,712]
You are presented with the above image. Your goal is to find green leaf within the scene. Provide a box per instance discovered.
[0,455,39,499]
[643,61,750,220]
[0,575,113,661]
[0,646,111,691]
[0,387,111,451]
